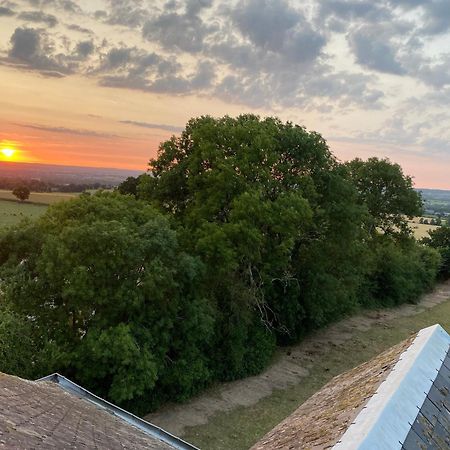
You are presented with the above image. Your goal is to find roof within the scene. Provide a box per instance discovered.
[252,324,450,450]
[0,372,198,450]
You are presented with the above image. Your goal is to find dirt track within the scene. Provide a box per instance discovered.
[145,280,450,436]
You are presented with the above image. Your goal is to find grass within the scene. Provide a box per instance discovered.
[0,191,79,227]
[0,199,48,227]
[182,298,450,450]
[408,221,440,239]
[0,190,77,205]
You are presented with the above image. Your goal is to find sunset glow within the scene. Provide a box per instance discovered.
[0,1,450,187]
[1,148,16,159]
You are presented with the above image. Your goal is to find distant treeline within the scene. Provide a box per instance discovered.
[0,177,112,193]
[419,189,450,216]
[1,115,450,415]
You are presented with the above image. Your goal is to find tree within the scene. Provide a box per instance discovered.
[12,185,30,201]
[423,226,450,278]
[345,158,422,237]
[139,114,368,352]
[117,175,141,197]
[0,192,214,411]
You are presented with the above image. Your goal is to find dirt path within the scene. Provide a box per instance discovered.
[145,280,450,436]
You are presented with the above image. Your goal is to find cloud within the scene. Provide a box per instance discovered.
[24,0,81,13]
[2,0,449,118]
[16,123,121,138]
[99,55,214,95]
[18,10,58,27]
[142,0,215,53]
[231,0,325,64]
[66,23,93,35]
[75,40,94,58]
[348,25,406,75]
[104,0,147,27]
[119,120,184,132]
[5,27,73,76]
[0,6,15,16]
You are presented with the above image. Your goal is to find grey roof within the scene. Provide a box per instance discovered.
[402,346,450,449]
[0,372,198,450]
[253,324,450,450]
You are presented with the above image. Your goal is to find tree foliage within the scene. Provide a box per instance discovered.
[0,115,440,413]
[12,185,30,201]
[422,226,450,278]
[345,157,422,236]
[0,192,213,411]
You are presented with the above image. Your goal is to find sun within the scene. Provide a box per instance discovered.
[1,148,16,159]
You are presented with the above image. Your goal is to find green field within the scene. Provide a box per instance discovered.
[0,191,78,227]
[0,190,77,205]
[0,199,48,227]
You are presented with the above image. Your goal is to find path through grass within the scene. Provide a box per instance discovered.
[179,287,450,450]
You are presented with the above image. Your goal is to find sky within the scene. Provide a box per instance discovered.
[1,0,450,188]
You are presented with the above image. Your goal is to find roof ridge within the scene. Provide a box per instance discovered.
[37,373,199,450]
[334,324,450,449]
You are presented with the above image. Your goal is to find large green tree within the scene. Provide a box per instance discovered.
[0,192,213,410]
[139,115,368,356]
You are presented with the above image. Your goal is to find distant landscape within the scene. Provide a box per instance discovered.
[1,174,449,239]
[419,188,450,216]
[0,162,143,227]
[0,161,142,185]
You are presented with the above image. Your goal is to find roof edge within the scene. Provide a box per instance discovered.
[334,324,450,449]
[37,373,199,450]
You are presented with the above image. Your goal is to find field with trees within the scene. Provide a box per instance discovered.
[1,115,450,421]
[420,188,450,216]
[0,191,77,227]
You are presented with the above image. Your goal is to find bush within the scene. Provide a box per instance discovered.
[422,226,450,278]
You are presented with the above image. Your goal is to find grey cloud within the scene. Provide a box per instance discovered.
[142,0,215,53]
[96,45,182,80]
[0,6,15,16]
[318,1,392,32]
[99,53,214,95]
[390,0,450,35]
[18,10,58,27]
[66,24,93,35]
[421,0,450,35]
[94,10,108,19]
[102,47,134,70]
[143,15,204,52]
[76,40,94,58]
[119,120,184,132]
[25,0,80,13]
[231,0,325,64]
[104,0,147,27]
[348,26,406,75]
[319,1,390,21]
[17,123,121,138]
[5,27,75,77]
[232,0,299,50]
[186,0,213,16]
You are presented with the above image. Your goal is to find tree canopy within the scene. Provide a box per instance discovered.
[345,157,422,236]
[0,115,441,413]
[12,185,30,202]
